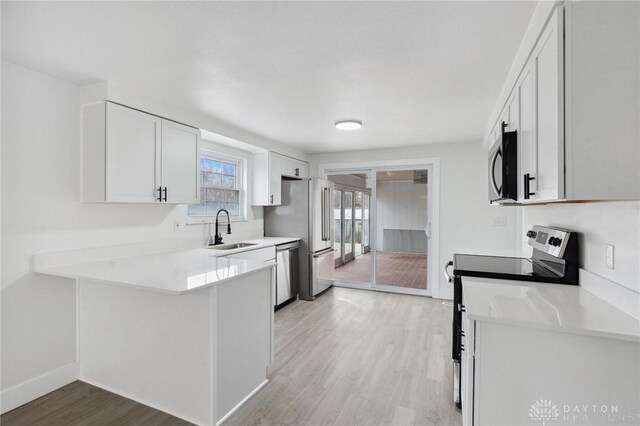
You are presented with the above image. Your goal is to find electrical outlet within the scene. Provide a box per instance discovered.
[606,244,615,269]
[493,216,507,227]
[174,219,183,232]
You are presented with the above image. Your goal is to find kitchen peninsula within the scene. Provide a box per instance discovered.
[33,241,282,425]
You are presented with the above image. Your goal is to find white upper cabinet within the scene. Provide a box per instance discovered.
[515,7,564,203]
[281,156,309,179]
[564,1,639,200]
[104,102,161,203]
[252,151,282,206]
[83,101,200,204]
[269,152,283,206]
[253,152,308,206]
[160,119,200,204]
[518,62,536,203]
[486,2,639,203]
[533,7,564,202]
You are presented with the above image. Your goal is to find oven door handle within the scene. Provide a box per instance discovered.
[444,260,454,283]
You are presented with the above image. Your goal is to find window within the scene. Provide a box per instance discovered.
[188,151,244,220]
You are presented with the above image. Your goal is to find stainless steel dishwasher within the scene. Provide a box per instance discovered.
[275,241,299,308]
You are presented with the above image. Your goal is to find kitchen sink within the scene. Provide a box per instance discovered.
[208,242,258,250]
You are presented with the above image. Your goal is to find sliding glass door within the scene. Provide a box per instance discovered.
[331,180,371,279]
[373,168,429,292]
[328,165,434,297]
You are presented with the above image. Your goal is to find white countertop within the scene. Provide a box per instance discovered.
[34,237,299,295]
[462,277,640,343]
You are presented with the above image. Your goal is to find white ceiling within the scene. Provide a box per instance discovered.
[2,1,536,154]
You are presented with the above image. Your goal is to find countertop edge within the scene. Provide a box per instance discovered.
[462,277,640,343]
[35,261,277,295]
[466,312,640,343]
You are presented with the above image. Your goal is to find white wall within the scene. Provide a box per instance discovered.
[376,181,427,251]
[520,202,640,296]
[0,61,266,407]
[84,80,309,163]
[310,142,521,298]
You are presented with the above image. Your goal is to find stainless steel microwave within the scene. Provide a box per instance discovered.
[488,122,518,203]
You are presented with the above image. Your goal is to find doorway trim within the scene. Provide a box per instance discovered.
[320,158,441,299]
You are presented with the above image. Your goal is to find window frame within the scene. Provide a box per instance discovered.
[187,149,246,224]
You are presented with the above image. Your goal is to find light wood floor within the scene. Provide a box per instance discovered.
[0,380,191,425]
[226,287,460,425]
[1,287,459,426]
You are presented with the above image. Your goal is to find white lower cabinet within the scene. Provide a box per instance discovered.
[82,101,200,204]
[461,309,476,426]
[461,319,639,425]
[227,246,277,363]
[216,269,272,423]
[77,266,274,426]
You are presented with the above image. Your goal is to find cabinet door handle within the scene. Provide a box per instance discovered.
[270,194,274,204]
[163,187,168,202]
[461,344,465,351]
[157,187,163,202]
[458,303,466,313]
[295,167,299,176]
[524,173,536,200]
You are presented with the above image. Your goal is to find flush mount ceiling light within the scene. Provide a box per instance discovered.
[335,120,362,131]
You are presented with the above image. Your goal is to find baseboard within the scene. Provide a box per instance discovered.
[216,379,269,426]
[1,362,79,414]
[580,269,640,320]
[79,377,205,425]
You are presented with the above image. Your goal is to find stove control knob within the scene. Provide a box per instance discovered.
[548,237,562,246]
[526,230,537,238]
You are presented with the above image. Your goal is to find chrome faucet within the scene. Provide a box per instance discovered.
[213,209,231,245]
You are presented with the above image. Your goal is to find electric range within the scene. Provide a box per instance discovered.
[445,225,579,408]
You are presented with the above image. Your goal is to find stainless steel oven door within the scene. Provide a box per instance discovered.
[488,140,504,202]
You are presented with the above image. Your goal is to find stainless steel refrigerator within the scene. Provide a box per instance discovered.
[264,178,335,300]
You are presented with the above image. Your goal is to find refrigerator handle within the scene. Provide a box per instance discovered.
[320,188,326,241]
[322,187,331,241]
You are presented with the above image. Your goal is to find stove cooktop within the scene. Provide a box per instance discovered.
[453,253,562,282]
